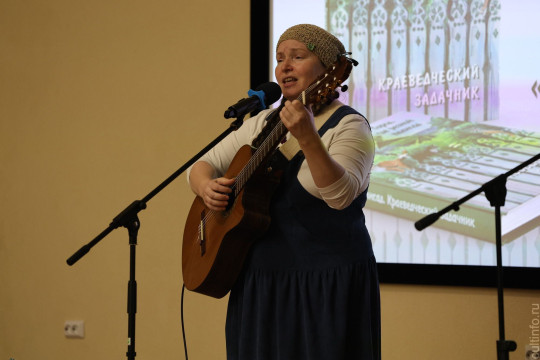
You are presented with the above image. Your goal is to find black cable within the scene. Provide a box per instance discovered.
[181,284,188,360]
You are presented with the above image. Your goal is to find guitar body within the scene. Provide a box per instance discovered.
[182,145,283,298]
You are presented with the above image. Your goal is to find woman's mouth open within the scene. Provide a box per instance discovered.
[282,77,297,86]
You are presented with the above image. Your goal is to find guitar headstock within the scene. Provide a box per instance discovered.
[299,52,358,107]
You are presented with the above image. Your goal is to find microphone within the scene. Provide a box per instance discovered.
[224,82,282,119]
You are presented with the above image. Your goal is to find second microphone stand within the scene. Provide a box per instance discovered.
[415,152,540,360]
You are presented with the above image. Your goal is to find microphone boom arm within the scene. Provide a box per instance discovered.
[414,152,540,230]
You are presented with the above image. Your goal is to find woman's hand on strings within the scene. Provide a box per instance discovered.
[200,177,235,212]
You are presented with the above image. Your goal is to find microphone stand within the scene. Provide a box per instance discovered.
[415,152,540,360]
[66,115,246,360]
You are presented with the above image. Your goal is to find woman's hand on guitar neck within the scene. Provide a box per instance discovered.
[280,99,345,189]
[279,100,318,144]
[189,162,235,212]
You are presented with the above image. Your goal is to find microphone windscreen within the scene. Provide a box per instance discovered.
[256,82,282,106]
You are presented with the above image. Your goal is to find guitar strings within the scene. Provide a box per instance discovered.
[193,118,287,246]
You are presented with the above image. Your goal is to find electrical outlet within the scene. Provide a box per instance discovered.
[64,320,85,339]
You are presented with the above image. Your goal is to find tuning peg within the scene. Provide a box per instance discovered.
[340,85,348,92]
[341,52,359,66]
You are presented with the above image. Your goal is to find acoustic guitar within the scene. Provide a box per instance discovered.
[182,54,357,298]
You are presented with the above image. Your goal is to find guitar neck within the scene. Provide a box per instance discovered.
[234,108,288,196]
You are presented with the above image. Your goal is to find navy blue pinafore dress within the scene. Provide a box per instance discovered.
[226,106,381,360]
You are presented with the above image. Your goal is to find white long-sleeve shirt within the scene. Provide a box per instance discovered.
[187,100,375,210]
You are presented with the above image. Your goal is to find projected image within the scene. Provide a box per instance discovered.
[272,0,540,268]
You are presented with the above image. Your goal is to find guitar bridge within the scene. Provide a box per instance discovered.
[199,211,206,256]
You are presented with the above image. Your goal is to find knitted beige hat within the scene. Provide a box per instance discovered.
[276,24,345,68]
